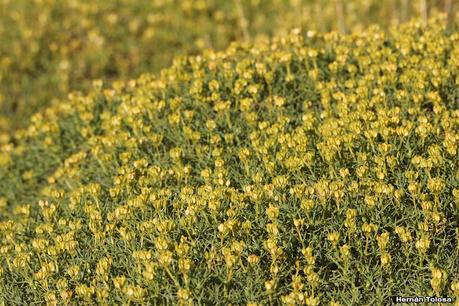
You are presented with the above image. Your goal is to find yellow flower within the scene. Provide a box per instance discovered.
[273,96,285,107]
[327,231,340,246]
[265,279,275,293]
[206,119,217,130]
[415,237,431,253]
[380,252,391,267]
[247,254,260,266]
[75,284,94,300]
[301,199,314,212]
[376,232,390,251]
[266,205,280,220]
[305,294,319,306]
[339,244,350,261]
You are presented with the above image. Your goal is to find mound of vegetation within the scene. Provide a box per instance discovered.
[0,0,457,136]
[0,17,458,305]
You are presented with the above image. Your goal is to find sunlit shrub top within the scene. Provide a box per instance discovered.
[0,0,457,135]
[0,16,459,305]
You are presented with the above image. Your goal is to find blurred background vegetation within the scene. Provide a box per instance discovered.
[0,0,457,140]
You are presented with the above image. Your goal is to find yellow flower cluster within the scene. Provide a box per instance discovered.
[0,0,457,138]
[0,15,458,305]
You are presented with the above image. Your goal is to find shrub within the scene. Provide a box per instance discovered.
[0,0,457,136]
[0,16,458,305]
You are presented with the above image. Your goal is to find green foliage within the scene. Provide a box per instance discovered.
[0,0,457,136]
[0,16,458,305]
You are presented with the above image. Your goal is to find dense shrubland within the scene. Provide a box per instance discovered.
[0,0,457,136]
[0,15,458,305]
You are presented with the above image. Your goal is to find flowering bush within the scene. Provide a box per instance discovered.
[0,0,457,137]
[0,16,458,305]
